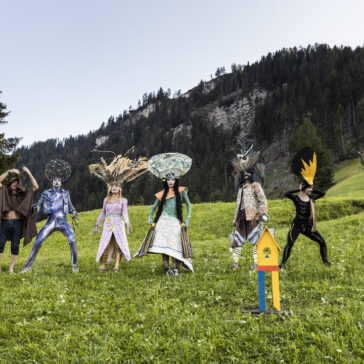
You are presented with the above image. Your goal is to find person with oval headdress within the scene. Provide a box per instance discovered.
[21,160,79,273]
[135,153,193,276]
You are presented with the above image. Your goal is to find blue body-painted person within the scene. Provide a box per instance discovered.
[21,160,79,273]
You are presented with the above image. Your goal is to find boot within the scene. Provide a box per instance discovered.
[113,244,121,273]
[99,248,108,272]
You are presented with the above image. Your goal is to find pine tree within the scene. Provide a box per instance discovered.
[288,118,334,190]
[0,92,20,172]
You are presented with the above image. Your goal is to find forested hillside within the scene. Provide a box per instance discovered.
[15,44,364,211]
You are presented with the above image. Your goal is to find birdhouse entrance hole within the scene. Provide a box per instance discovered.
[263,247,271,258]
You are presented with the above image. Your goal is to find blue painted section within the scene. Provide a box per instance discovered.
[258,271,266,311]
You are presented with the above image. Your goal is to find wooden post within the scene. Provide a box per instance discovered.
[271,271,281,311]
[258,271,266,312]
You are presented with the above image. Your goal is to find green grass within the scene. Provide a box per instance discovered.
[0,199,363,362]
[326,158,364,198]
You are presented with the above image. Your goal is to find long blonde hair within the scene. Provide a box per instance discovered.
[107,185,122,203]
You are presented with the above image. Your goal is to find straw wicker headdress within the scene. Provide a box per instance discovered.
[89,148,148,187]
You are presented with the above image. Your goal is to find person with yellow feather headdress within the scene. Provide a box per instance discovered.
[280,147,331,269]
[89,149,148,272]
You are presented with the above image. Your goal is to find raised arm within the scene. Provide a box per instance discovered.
[181,190,191,226]
[311,189,325,201]
[22,166,39,191]
[149,199,159,224]
[0,168,19,186]
[284,189,300,200]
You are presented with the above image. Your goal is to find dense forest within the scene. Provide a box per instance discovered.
[8,44,364,211]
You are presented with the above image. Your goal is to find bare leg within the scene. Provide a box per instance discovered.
[9,254,18,274]
[162,254,169,269]
[171,257,178,269]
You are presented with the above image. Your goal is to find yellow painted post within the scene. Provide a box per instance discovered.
[271,271,280,311]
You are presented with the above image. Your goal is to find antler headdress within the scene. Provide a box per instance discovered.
[232,132,265,185]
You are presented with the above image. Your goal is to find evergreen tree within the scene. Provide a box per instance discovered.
[0,92,20,172]
[288,118,334,190]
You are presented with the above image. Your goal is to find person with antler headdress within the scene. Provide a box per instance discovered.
[21,160,79,273]
[134,153,193,276]
[89,149,148,272]
[280,147,331,269]
[231,133,268,271]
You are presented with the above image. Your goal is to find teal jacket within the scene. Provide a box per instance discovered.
[149,189,191,225]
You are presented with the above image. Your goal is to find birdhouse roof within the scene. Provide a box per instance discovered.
[256,227,281,251]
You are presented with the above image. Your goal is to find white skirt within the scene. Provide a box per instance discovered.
[147,215,194,272]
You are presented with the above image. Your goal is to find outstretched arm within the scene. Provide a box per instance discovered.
[148,199,159,224]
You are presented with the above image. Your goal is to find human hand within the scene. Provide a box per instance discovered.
[92,226,99,235]
[72,211,77,219]
[22,166,31,175]
[127,223,133,233]
[148,217,153,225]
[183,219,190,228]
[9,169,20,175]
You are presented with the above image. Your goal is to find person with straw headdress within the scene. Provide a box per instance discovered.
[230,133,268,271]
[90,149,148,273]
[134,153,193,276]
[280,147,331,269]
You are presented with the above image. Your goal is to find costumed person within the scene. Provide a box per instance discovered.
[0,167,38,273]
[89,150,148,272]
[280,147,331,269]
[135,153,193,276]
[231,134,268,271]
[21,160,79,273]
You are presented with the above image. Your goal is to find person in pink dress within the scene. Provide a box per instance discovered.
[89,150,148,272]
[93,185,132,272]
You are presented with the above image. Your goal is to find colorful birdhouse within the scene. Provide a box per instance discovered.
[256,227,281,312]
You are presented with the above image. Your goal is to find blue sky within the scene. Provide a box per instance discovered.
[1,0,363,146]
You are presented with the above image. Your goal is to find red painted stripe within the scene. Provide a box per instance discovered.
[258,265,279,271]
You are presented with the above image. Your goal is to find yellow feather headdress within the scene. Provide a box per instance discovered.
[89,147,148,187]
[292,147,317,186]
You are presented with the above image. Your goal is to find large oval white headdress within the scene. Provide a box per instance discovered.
[148,153,192,179]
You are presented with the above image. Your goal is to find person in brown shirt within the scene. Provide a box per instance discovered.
[0,167,38,273]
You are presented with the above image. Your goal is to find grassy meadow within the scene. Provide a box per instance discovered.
[0,195,363,362]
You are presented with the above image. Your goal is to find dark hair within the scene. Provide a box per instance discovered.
[154,178,183,224]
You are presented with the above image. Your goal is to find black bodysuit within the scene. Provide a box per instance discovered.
[281,189,329,265]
